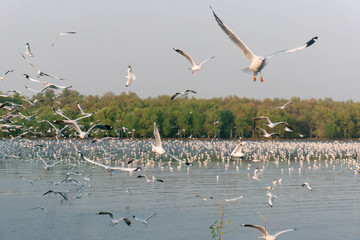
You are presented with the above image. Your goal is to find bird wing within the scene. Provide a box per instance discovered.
[25,43,33,57]
[51,35,60,47]
[145,213,157,221]
[54,120,82,134]
[231,143,243,155]
[42,71,66,80]
[79,152,109,169]
[153,122,162,147]
[97,211,114,219]
[121,217,131,226]
[185,89,197,94]
[282,101,292,108]
[57,191,68,200]
[87,124,112,134]
[198,56,215,67]
[241,224,268,237]
[173,48,196,67]
[266,36,318,59]
[77,101,86,114]
[4,69,15,75]
[51,107,71,120]
[273,228,296,237]
[170,92,181,100]
[21,54,40,71]
[210,6,256,63]
[166,151,187,164]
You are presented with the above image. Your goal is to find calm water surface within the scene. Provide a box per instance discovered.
[0,139,359,240]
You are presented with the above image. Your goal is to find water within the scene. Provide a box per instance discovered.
[0,139,360,240]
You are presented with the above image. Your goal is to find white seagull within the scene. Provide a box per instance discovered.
[132,213,157,228]
[171,89,197,100]
[173,48,215,74]
[241,224,296,240]
[137,175,163,183]
[43,190,68,200]
[53,120,112,139]
[200,135,217,150]
[77,101,95,116]
[78,152,141,176]
[210,6,318,82]
[125,65,136,87]
[272,101,292,110]
[266,191,277,207]
[24,74,71,92]
[51,32,77,47]
[151,122,165,155]
[302,182,312,191]
[252,168,261,180]
[257,128,280,138]
[0,69,15,81]
[225,194,245,202]
[21,54,66,80]
[252,116,287,129]
[230,140,247,158]
[96,212,131,227]
[37,152,63,171]
[24,43,34,57]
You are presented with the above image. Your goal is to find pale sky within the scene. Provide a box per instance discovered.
[0,0,359,101]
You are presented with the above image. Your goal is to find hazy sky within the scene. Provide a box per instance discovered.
[1,0,359,101]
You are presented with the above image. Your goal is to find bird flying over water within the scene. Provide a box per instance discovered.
[173,48,215,74]
[241,224,296,240]
[132,213,157,228]
[96,212,131,227]
[210,6,318,82]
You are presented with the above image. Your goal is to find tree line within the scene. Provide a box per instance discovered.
[1,89,359,139]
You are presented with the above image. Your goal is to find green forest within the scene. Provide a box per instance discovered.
[1,89,360,139]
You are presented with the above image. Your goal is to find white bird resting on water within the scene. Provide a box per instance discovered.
[241,224,296,240]
[125,65,136,87]
[78,152,141,176]
[21,54,66,80]
[173,48,215,74]
[132,213,157,228]
[210,6,318,82]
[151,122,165,155]
[96,212,131,227]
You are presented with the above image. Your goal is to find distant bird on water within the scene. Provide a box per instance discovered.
[51,32,77,47]
[210,6,318,82]
[173,48,215,74]
[171,89,197,100]
[125,65,136,87]
[96,212,131,227]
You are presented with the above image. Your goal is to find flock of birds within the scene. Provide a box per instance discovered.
[2,4,346,240]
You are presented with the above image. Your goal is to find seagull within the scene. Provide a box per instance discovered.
[78,152,141,176]
[24,74,72,92]
[39,120,69,137]
[200,135,217,150]
[137,175,163,183]
[53,120,112,139]
[31,207,48,214]
[25,86,46,95]
[43,190,68,200]
[173,48,215,74]
[37,152,63,171]
[283,123,295,132]
[257,128,280,138]
[21,54,66,80]
[210,6,318,82]
[195,195,214,201]
[17,111,39,121]
[0,69,15,81]
[252,168,261,180]
[125,65,136,87]
[24,43,34,57]
[302,182,312,191]
[77,101,95,116]
[166,151,193,166]
[151,122,165,155]
[266,191,277,207]
[252,116,287,129]
[273,101,292,110]
[241,224,296,240]
[51,32,77,47]
[225,194,245,202]
[96,212,131,227]
[23,98,43,107]
[170,89,197,100]
[230,140,247,158]
[132,213,157,228]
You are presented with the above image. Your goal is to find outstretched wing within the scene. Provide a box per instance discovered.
[171,92,181,100]
[273,228,296,237]
[96,211,114,219]
[173,48,196,67]
[241,224,268,237]
[210,6,256,63]
[153,122,162,147]
[198,56,215,67]
[145,213,157,221]
[266,36,318,59]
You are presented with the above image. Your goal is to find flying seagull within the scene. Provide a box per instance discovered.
[272,101,292,110]
[132,213,157,228]
[77,101,95,117]
[252,116,287,129]
[0,69,15,81]
[171,89,197,100]
[43,190,68,200]
[266,191,277,207]
[24,43,34,57]
[173,48,215,74]
[210,6,317,82]
[252,167,261,180]
[241,224,296,240]
[51,32,77,47]
[302,182,312,191]
[125,65,136,87]
[230,140,247,158]
[96,212,131,227]
[137,175,163,183]
[31,206,48,214]
[21,54,66,80]
[24,74,72,92]
[151,122,165,155]
[257,128,280,138]
[53,120,111,139]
